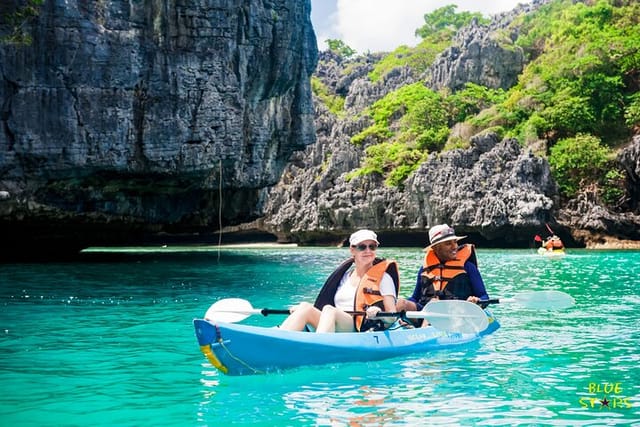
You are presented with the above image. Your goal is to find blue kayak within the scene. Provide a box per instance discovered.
[193,312,500,376]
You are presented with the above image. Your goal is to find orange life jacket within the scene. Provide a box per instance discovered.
[353,260,400,331]
[418,244,476,304]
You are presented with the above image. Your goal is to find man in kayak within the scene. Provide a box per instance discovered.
[396,224,489,325]
[543,235,564,251]
[279,229,400,333]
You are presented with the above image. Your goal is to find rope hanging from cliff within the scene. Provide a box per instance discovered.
[217,158,222,262]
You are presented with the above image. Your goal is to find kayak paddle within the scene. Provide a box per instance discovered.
[204,298,488,334]
[204,298,290,323]
[407,300,489,334]
[484,290,574,310]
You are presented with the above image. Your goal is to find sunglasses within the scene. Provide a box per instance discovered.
[352,243,378,252]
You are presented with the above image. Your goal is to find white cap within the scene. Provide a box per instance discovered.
[427,224,466,247]
[349,229,379,246]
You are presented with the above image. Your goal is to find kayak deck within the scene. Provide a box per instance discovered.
[193,313,499,376]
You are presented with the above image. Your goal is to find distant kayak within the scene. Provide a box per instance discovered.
[537,247,566,257]
[193,312,500,376]
[534,226,566,257]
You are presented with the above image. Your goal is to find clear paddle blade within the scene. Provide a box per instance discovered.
[513,290,575,309]
[423,300,489,334]
[204,298,258,323]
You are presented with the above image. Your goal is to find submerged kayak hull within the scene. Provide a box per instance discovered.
[193,314,500,376]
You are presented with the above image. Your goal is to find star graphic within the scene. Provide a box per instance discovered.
[600,397,610,407]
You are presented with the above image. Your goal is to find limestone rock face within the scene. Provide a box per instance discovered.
[0,0,317,254]
[428,21,524,92]
[617,135,640,209]
[425,1,551,91]
[399,136,556,235]
[263,131,558,247]
[557,136,640,244]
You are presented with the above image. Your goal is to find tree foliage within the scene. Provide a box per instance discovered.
[500,0,640,144]
[350,77,513,186]
[445,83,507,124]
[548,134,611,197]
[0,0,44,45]
[325,39,356,58]
[335,0,637,197]
[369,40,448,82]
[624,91,640,129]
[415,5,488,39]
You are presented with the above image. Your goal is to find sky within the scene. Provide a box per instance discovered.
[310,0,531,53]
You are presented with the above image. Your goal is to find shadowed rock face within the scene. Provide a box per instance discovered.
[0,0,317,257]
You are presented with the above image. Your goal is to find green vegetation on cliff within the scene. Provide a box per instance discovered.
[349,82,505,186]
[370,5,488,82]
[311,77,345,115]
[502,0,640,145]
[334,0,638,209]
[0,0,44,45]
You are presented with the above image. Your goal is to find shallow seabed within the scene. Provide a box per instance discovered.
[1,247,639,426]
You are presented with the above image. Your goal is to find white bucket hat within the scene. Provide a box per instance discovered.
[349,229,379,246]
[427,224,466,248]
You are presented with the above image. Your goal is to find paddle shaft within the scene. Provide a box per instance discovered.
[253,308,477,320]
[260,308,292,316]
[483,298,513,305]
[225,289,574,319]
[207,299,489,333]
[223,308,370,317]
[261,308,419,318]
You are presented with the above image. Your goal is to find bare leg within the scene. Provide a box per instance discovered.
[316,305,337,333]
[333,309,356,332]
[279,302,321,331]
[316,305,355,333]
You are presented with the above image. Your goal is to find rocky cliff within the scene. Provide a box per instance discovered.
[0,0,317,258]
[2,0,638,259]
[256,1,640,249]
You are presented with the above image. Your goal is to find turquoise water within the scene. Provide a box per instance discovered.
[1,247,639,426]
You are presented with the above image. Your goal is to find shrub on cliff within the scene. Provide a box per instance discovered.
[0,0,44,45]
[370,5,487,83]
[548,134,621,203]
[311,77,344,115]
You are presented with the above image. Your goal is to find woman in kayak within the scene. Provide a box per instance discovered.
[396,224,489,326]
[279,229,400,333]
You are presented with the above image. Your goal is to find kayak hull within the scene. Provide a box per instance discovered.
[537,247,566,257]
[193,313,500,376]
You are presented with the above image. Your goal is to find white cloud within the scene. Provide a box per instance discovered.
[335,0,425,53]
[315,0,529,53]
